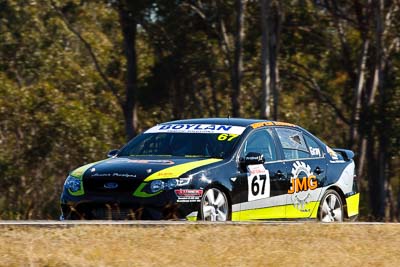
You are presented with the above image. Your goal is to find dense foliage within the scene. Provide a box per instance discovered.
[0,0,398,220]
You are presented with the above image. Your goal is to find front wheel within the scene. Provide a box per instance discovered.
[200,187,231,221]
[318,189,343,222]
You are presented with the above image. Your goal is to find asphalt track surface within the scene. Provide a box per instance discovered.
[0,221,397,227]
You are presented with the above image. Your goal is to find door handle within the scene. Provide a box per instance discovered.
[275,170,285,179]
[314,167,324,175]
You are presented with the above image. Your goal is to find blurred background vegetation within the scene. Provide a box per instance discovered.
[0,0,398,220]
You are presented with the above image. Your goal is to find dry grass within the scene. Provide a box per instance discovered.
[0,223,399,267]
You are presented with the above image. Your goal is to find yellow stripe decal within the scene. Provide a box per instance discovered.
[134,158,222,198]
[232,202,320,221]
[286,201,320,219]
[232,205,285,221]
[70,159,108,179]
[144,158,222,182]
[346,193,360,217]
[132,182,162,198]
[68,159,109,196]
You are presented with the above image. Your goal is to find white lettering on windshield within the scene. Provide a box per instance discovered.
[146,124,245,135]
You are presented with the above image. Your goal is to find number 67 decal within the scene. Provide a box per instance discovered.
[247,164,270,201]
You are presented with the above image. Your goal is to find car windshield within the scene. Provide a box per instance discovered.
[118,124,246,158]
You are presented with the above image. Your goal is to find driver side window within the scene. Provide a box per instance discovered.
[241,129,277,162]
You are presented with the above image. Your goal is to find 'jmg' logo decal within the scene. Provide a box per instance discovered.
[287,161,318,212]
[288,161,318,194]
[288,177,318,193]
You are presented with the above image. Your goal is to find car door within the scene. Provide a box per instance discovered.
[237,128,288,220]
[274,127,327,219]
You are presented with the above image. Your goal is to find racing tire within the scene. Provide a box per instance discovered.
[200,187,231,221]
[318,189,344,222]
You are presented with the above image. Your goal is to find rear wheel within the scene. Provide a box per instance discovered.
[200,187,230,221]
[319,189,343,222]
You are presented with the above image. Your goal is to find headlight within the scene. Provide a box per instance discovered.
[165,179,177,189]
[150,180,164,193]
[177,177,191,186]
[149,177,192,193]
[64,175,82,193]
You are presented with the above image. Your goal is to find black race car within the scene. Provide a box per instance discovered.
[60,118,359,221]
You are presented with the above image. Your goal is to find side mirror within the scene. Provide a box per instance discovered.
[240,152,265,165]
[107,149,119,158]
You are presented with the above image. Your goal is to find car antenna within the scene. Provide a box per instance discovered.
[227,114,231,123]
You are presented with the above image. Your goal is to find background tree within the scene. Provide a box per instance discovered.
[260,0,282,120]
[0,0,398,220]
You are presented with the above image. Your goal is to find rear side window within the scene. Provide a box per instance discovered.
[275,128,310,160]
[304,134,323,158]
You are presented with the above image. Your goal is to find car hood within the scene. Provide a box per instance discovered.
[78,156,223,182]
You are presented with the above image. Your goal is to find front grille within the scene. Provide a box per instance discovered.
[66,203,182,220]
[71,203,162,220]
[83,176,142,195]
[91,204,138,220]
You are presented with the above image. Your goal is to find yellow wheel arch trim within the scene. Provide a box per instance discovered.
[346,193,360,217]
[186,216,197,221]
[134,158,223,197]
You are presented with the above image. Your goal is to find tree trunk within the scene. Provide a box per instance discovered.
[385,177,395,221]
[231,0,246,117]
[349,39,369,149]
[357,137,368,181]
[260,0,281,120]
[261,0,271,119]
[368,0,386,220]
[118,5,138,140]
[352,39,369,183]
[374,0,386,220]
[398,180,400,221]
[270,1,281,121]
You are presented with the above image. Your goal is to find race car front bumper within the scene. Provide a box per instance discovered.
[60,189,201,220]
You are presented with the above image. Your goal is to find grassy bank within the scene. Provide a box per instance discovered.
[0,223,399,266]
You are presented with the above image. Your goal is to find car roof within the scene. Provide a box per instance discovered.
[163,118,297,128]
